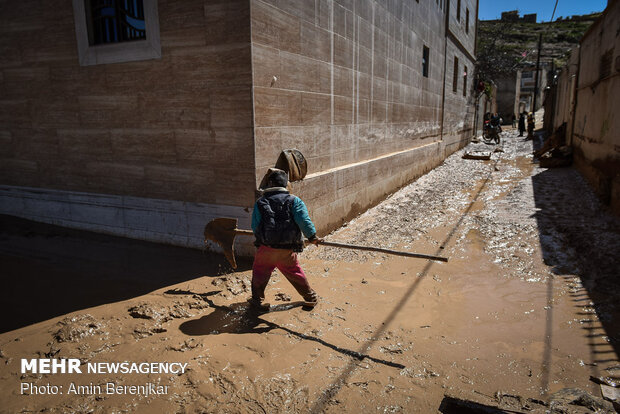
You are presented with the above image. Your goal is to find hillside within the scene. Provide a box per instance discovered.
[476,12,601,82]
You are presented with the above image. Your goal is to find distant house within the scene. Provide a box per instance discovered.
[500,10,536,23]
[0,0,479,252]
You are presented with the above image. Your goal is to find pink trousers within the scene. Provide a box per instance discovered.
[252,246,316,302]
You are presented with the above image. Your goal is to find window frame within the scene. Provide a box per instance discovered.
[72,0,161,66]
[466,8,469,33]
[453,56,459,93]
[463,65,468,96]
[422,45,430,78]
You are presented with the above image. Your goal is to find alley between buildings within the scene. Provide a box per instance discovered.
[1,126,619,413]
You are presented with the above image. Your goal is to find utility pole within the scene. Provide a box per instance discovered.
[532,32,543,116]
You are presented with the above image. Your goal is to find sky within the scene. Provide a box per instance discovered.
[477,0,608,22]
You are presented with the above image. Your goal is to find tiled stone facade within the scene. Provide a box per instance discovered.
[0,0,478,249]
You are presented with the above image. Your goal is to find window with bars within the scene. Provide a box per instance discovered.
[86,0,146,45]
[72,0,161,66]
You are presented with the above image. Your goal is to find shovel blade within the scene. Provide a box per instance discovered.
[204,217,239,269]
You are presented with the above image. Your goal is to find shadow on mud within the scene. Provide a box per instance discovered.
[0,214,248,333]
[177,291,404,369]
[530,144,620,369]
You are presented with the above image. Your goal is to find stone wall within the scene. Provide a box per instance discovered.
[250,0,477,233]
[571,0,620,214]
[0,0,256,249]
[0,0,255,207]
[0,0,480,249]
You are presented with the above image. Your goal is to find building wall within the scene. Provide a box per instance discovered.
[552,47,578,137]
[0,0,479,249]
[571,0,620,213]
[0,0,256,249]
[442,39,476,152]
[250,0,477,232]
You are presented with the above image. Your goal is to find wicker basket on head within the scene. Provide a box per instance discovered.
[275,149,307,182]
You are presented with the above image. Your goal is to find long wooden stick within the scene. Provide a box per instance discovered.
[234,229,448,262]
[318,240,448,262]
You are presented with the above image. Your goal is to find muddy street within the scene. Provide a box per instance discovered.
[1,128,619,413]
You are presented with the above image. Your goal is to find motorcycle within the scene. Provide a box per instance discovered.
[482,117,502,145]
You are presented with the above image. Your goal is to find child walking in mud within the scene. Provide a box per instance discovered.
[249,169,321,310]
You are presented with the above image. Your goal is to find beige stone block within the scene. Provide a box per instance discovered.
[254,87,302,127]
[373,77,387,100]
[333,34,353,69]
[85,161,145,181]
[374,7,389,33]
[275,0,316,23]
[144,164,213,196]
[388,60,402,84]
[204,0,251,45]
[2,66,49,86]
[215,170,256,205]
[329,124,352,151]
[57,129,113,160]
[313,124,332,156]
[77,95,139,128]
[300,21,330,63]
[254,127,283,172]
[105,60,174,94]
[85,161,146,195]
[10,128,58,160]
[355,98,370,124]
[210,87,253,128]
[171,44,252,86]
[136,91,212,129]
[278,52,324,93]
[356,1,373,25]
[0,158,39,184]
[334,96,353,125]
[333,3,347,38]
[252,44,281,88]
[390,81,404,103]
[49,66,108,95]
[161,27,207,49]
[373,47,388,79]
[333,66,353,97]
[110,129,176,163]
[334,0,354,12]
[317,0,330,30]
[251,1,301,54]
[301,92,331,126]
[20,30,76,64]
[318,63,332,95]
[158,0,206,32]
[358,46,372,75]
[31,99,80,129]
[174,129,215,164]
[278,126,317,158]
[355,73,370,101]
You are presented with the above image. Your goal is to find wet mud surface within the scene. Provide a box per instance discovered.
[1,128,619,413]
